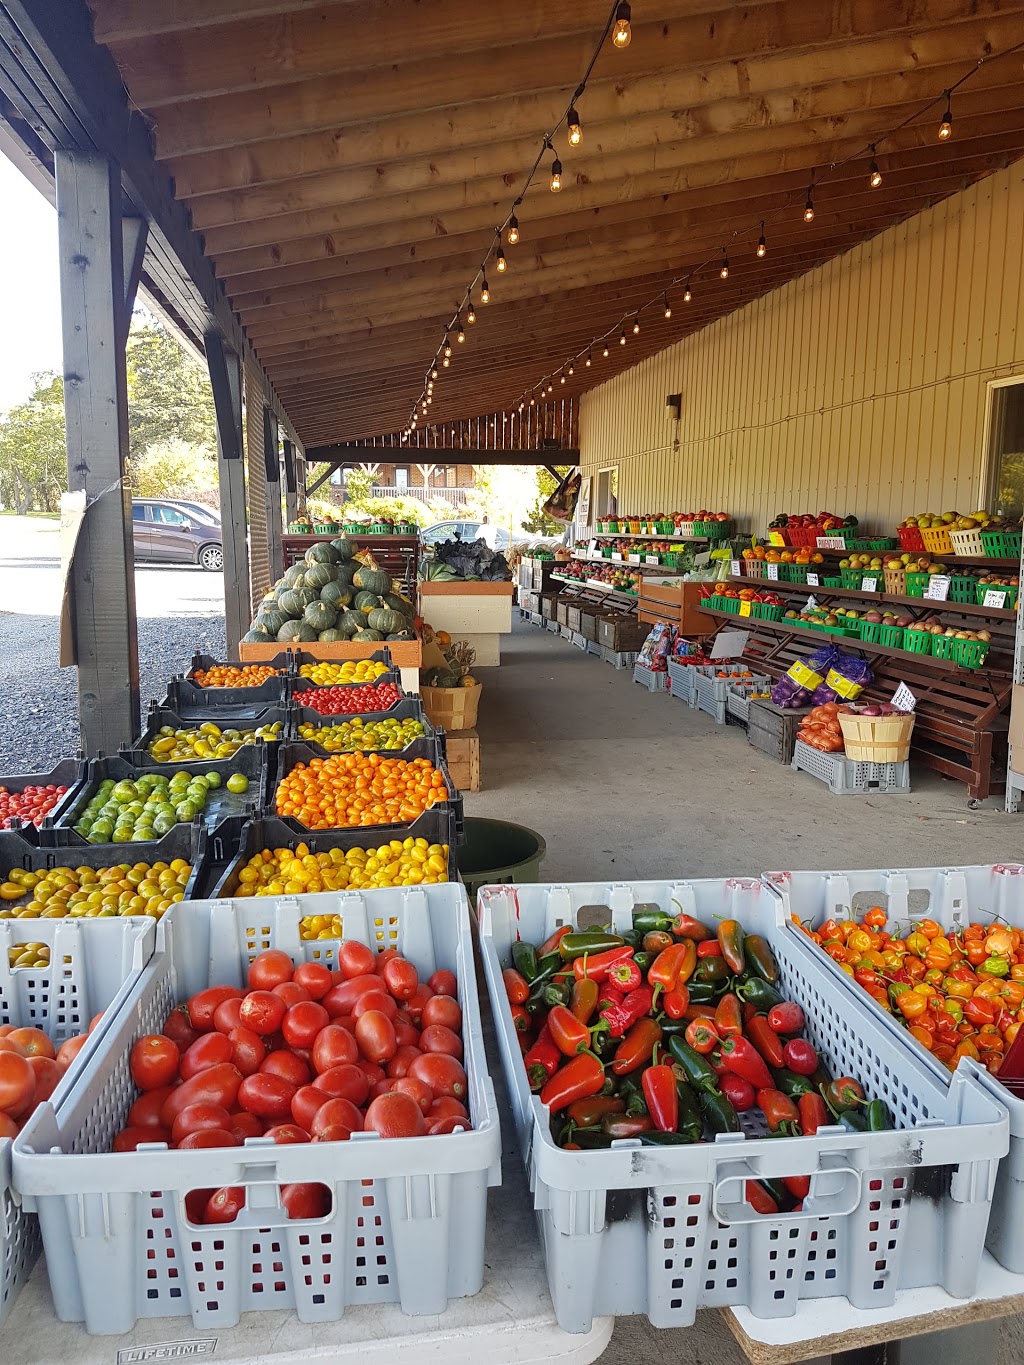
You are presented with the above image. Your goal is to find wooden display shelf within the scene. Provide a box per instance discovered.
[809,546,1020,569]
[726,576,1018,620]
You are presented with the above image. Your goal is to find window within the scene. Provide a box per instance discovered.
[596,467,619,518]
[988,380,1024,519]
[152,505,188,525]
[132,505,147,521]
[446,467,456,487]
[395,468,408,491]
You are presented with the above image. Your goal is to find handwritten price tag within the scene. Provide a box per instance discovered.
[806,572,820,587]
[861,575,879,593]
[892,682,917,712]
[731,559,742,578]
[925,575,950,601]
[645,554,660,566]
[627,553,642,564]
[766,563,780,580]
[984,588,1009,608]
[739,600,752,617]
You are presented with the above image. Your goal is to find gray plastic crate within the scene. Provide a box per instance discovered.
[667,658,696,704]
[792,739,911,794]
[693,672,727,724]
[764,864,1024,1275]
[601,646,637,669]
[477,879,1007,1333]
[544,618,559,633]
[586,638,602,656]
[13,889,500,1334]
[571,631,588,651]
[633,662,668,691]
[0,759,86,841]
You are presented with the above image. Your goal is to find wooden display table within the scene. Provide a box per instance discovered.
[419,581,515,667]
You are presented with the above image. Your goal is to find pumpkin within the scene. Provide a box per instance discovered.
[305,599,337,632]
[298,586,320,609]
[384,593,415,618]
[331,536,357,561]
[276,588,305,618]
[303,562,334,590]
[337,608,365,636]
[284,563,307,588]
[368,607,403,634]
[242,627,272,643]
[353,565,391,595]
[277,620,318,642]
[386,630,416,641]
[334,563,357,588]
[256,606,288,636]
[352,628,384,642]
[434,630,452,647]
[354,590,381,614]
[317,629,343,642]
[320,581,352,609]
[305,542,339,566]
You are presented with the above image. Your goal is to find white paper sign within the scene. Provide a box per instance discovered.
[694,550,712,567]
[818,536,848,549]
[925,575,950,601]
[806,572,820,587]
[984,588,1009,608]
[892,682,917,712]
[710,628,751,659]
[627,553,642,564]
[587,538,598,557]
[731,559,742,578]
[861,575,879,593]
[611,552,624,562]
[645,555,660,566]
[766,563,780,580]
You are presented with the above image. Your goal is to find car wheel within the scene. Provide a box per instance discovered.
[198,543,224,572]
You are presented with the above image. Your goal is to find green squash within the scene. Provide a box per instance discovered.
[303,562,334,590]
[304,599,337,633]
[243,627,272,643]
[284,563,307,588]
[353,628,384,642]
[318,629,343,642]
[256,606,288,636]
[353,565,391,596]
[331,536,357,561]
[384,593,415,618]
[354,590,380,614]
[320,581,352,609]
[386,630,416,641]
[277,619,318,642]
[338,609,365,636]
[368,607,402,634]
[297,586,320,609]
[277,588,305,618]
[305,542,339,566]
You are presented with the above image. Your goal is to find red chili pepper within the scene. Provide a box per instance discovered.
[608,958,642,991]
[683,1002,717,1021]
[538,925,572,958]
[824,1076,865,1112]
[696,939,722,958]
[641,1048,679,1132]
[611,1016,663,1074]
[661,986,690,1019]
[547,1004,591,1057]
[519,1029,535,1055]
[767,1001,805,1034]
[573,945,635,981]
[648,942,697,994]
[524,1024,561,1091]
[540,1052,606,1113]
[782,1038,818,1075]
[757,1088,800,1134]
[798,1091,829,1136]
[509,1004,531,1033]
[707,1048,729,1079]
[741,1001,759,1026]
[502,968,530,1005]
[782,1174,811,1199]
[747,1014,786,1069]
[684,1018,720,1054]
[597,982,625,1011]
[671,913,712,942]
[719,1035,774,1090]
[570,977,599,1024]
[713,993,744,1040]
[719,1072,755,1112]
[566,1095,625,1127]
[745,1181,779,1216]
[598,985,653,1039]
[717,919,746,974]
[602,1114,655,1139]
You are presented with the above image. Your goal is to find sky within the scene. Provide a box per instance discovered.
[0,152,63,409]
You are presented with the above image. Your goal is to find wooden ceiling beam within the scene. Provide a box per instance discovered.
[167,15,1024,198]
[183,79,1024,230]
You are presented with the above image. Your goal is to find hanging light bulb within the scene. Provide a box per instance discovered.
[547,380,554,394]
[938,92,952,140]
[803,178,815,222]
[684,283,693,303]
[426,394,432,404]
[496,248,507,274]
[632,316,641,335]
[443,335,452,357]
[518,402,525,413]
[756,222,767,258]
[663,293,672,319]
[456,316,466,343]
[506,214,520,246]
[560,373,566,385]
[568,361,575,375]
[868,145,882,189]
[529,395,536,406]
[567,107,583,146]
[585,350,592,367]
[550,154,563,193]
[480,276,490,303]
[720,250,729,280]
[442,355,450,368]
[612,1,631,47]
[467,300,476,324]
[431,368,439,380]
[619,324,627,345]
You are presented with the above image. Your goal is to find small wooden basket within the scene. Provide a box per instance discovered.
[838,712,915,762]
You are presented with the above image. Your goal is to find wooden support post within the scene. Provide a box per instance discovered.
[55,150,141,756]
[206,331,250,655]
[263,405,284,582]
[283,437,299,527]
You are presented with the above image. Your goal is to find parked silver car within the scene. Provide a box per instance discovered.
[131,499,224,571]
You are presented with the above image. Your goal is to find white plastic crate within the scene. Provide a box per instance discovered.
[477,879,1007,1334]
[666,658,696,703]
[586,639,602,656]
[13,888,500,1335]
[0,916,157,1326]
[602,647,637,669]
[544,618,559,633]
[693,673,727,724]
[571,631,588,651]
[764,864,1024,1274]
[632,662,667,691]
[792,739,911,794]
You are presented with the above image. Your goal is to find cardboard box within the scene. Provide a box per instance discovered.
[445,728,481,792]
[1010,684,1024,776]
[639,580,715,635]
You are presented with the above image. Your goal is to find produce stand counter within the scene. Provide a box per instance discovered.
[418,581,515,668]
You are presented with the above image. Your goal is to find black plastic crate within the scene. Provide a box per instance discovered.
[162,670,291,718]
[130,702,289,769]
[287,672,405,704]
[208,811,459,898]
[0,759,87,841]
[287,697,436,750]
[289,648,397,675]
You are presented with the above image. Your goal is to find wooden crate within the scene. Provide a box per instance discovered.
[445,728,481,792]
[566,604,584,632]
[539,591,560,620]
[556,598,573,627]
[580,608,612,642]
[239,638,422,668]
[597,614,649,652]
[639,581,716,635]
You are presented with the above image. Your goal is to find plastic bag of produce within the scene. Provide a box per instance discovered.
[772,673,811,708]
[824,651,874,701]
[639,622,675,669]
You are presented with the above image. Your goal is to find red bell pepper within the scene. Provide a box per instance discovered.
[641,1048,678,1132]
[524,1024,561,1091]
[611,1016,663,1074]
[598,984,653,1038]
[747,1014,786,1069]
[547,1004,591,1057]
[684,1018,720,1054]
[540,1052,606,1113]
[573,945,635,981]
[757,1087,800,1134]
[570,977,599,1024]
[719,1035,774,1089]
[502,968,530,1004]
[661,986,690,1019]
[713,993,744,1040]
[717,919,746,974]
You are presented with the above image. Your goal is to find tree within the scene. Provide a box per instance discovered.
[0,373,67,513]
[125,312,217,458]
[522,467,566,535]
[132,438,218,499]
[466,464,564,536]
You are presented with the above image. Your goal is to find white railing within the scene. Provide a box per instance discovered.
[368,485,471,505]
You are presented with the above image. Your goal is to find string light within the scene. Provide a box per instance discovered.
[443,336,452,357]
[719,250,729,280]
[567,107,583,146]
[496,248,507,273]
[547,379,554,394]
[756,222,766,257]
[560,373,566,384]
[431,368,439,380]
[442,355,450,367]
[868,146,882,188]
[585,351,592,367]
[480,276,490,303]
[529,396,536,406]
[456,317,466,343]
[612,1,631,47]
[632,316,641,334]
[938,92,952,139]
[663,293,672,319]
[803,177,815,222]
[684,282,693,303]
[619,324,627,345]
[568,361,575,374]
[506,214,520,245]
[467,300,476,324]
[602,343,610,357]
[550,152,563,193]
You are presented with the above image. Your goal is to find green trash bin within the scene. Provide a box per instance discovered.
[458,817,547,902]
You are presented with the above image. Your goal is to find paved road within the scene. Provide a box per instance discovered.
[0,515,227,771]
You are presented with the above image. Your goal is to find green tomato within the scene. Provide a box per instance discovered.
[112,780,139,803]
[225,773,249,794]
[204,771,222,789]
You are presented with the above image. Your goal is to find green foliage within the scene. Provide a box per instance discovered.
[131,438,218,500]
[0,373,66,513]
[125,312,216,457]
[522,467,566,535]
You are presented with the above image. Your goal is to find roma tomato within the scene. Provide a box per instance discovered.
[128,1085,177,1129]
[0,1114,17,1140]
[7,1027,55,1059]
[260,1050,311,1088]
[162,1005,199,1053]
[357,1060,385,1086]
[404,984,434,1026]
[409,1052,467,1100]
[355,1011,397,1064]
[227,1026,266,1076]
[310,1097,363,1139]
[385,1045,422,1079]
[113,1125,171,1151]
[338,942,376,979]
[130,1034,180,1091]
[292,962,333,1000]
[427,1114,472,1134]
[239,991,287,1036]
[237,1073,296,1120]
[322,975,381,1017]
[282,1001,329,1050]
[263,1123,310,1144]
[205,1186,246,1224]
[54,1034,89,1073]
[427,1097,468,1121]
[311,1024,358,1073]
[313,1064,369,1106]
[382,957,418,1001]
[419,1025,463,1059]
[421,996,462,1032]
[26,1055,61,1104]
[228,1110,263,1141]
[179,1032,233,1080]
[350,991,397,1022]
[0,1052,34,1115]
[184,1187,216,1224]
[392,1076,433,1114]
[364,1091,426,1138]
[272,981,310,1008]
[171,1103,233,1144]
[188,986,242,1032]
[428,970,458,998]
[212,997,244,1034]
[369,1079,393,1101]
[248,950,294,992]
[161,1063,243,1128]
[177,1129,239,1150]
[281,1182,331,1220]
[393,1018,420,1049]
[291,1085,329,1131]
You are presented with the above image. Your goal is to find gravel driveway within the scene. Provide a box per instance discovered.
[0,515,227,773]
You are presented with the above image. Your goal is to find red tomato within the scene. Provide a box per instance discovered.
[355,1011,397,1064]
[0,1052,34,1114]
[161,1063,244,1127]
[404,984,434,1026]
[313,1124,353,1143]
[263,1123,310,1144]
[162,1005,199,1053]
[409,1053,467,1099]
[228,1110,264,1141]
[428,970,458,998]
[0,1025,14,1037]
[281,1182,332,1220]
[26,1055,61,1104]
[309,1097,363,1139]
[128,1085,177,1129]
[311,1024,358,1073]
[179,1032,233,1080]
[205,1186,245,1224]
[282,1001,329,1050]
[364,1092,426,1138]
[54,1034,89,1073]
[313,1064,369,1106]
[427,1114,473,1135]
[239,991,287,1036]
[0,1114,17,1140]
[188,986,243,1032]
[171,1103,233,1144]
[382,957,418,1002]
[178,1128,239,1150]
[422,996,462,1032]
[7,1027,55,1059]
[374,948,401,974]
[113,1125,171,1151]
[184,1187,216,1224]
[385,1045,422,1079]
[323,974,383,1016]
[419,1025,463,1060]
[337,942,376,980]
[248,950,294,992]
[237,1073,296,1120]
[292,962,333,1001]
[0,1038,25,1055]
[212,997,244,1034]
[260,1050,311,1088]
[427,1097,468,1121]
[130,1034,180,1091]
[227,1026,266,1076]
[357,1060,385,1086]
[273,981,310,1007]
[351,992,397,1022]
[88,1012,105,1034]
[369,1079,393,1101]
[291,1085,328,1131]
[393,1018,420,1048]
[392,1076,433,1114]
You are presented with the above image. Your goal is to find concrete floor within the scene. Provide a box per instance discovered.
[468,617,1024,1365]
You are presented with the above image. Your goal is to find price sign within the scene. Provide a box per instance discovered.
[694,549,712,567]
[925,575,950,601]
[611,551,624,562]
[627,553,642,564]
[766,563,780,580]
[818,536,848,550]
[587,538,598,557]
[731,559,742,578]
[739,600,752,617]
[861,575,879,593]
[892,682,917,712]
[806,572,820,587]
[645,554,660,566]
[984,588,1009,608]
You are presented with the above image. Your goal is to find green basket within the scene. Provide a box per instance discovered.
[395,523,418,535]
[902,628,933,654]
[342,522,363,534]
[878,623,905,648]
[930,634,959,660]
[974,581,1018,609]
[852,537,898,552]
[821,575,843,588]
[827,625,862,638]
[655,520,675,534]
[905,573,930,597]
[981,530,1022,560]
[783,564,810,583]
[751,602,784,621]
[312,522,339,535]
[857,619,884,644]
[948,575,979,603]
[840,568,864,588]
[370,522,393,534]
[953,638,990,669]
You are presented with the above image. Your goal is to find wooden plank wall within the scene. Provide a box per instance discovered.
[578,162,1024,530]
[244,354,270,603]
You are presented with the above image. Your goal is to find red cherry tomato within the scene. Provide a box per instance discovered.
[408,1053,467,1099]
[227,1026,266,1076]
[237,1072,297,1120]
[130,1034,180,1091]
[171,1103,233,1144]
[428,970,458,998]
[239,991,287,1036]
[419,1024,463,1060]
[188,986,243,1032]
[357,1060,386,1086]
[337,942,376,979]
[0,1052,34,1114]
[113,1125,171,1151]
[247,950,294,992]
[291,1085,329,1131]
[311,1024,358,1073]
[310,1097,363,1139]
[292,962,333,1000]
[177,1128,239,1149]
[382,957,418,1002]
[204,1186,246,1224]
[421,996,462,1032]
[212,997,244,1034]
[0,1114,18,1140]
[281,1182,332,1220]
[128,1085,177,1129]
[313,1064,369,1106]
[282,1001,330,1050]
[364,1091,426,1138]
[323,975,385,1017]
[179,1031,233,1080]
[392,1016,420,1049]
[355,1011,397,1064]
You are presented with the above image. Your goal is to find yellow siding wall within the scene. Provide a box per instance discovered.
[579,162,1024,531]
